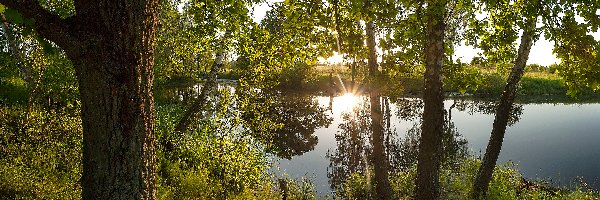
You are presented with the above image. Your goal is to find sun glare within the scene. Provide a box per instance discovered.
[320,51,344,64]
[336,92,359,111]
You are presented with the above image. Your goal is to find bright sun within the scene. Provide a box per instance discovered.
[320,52,344,64]
[336,92,359,111]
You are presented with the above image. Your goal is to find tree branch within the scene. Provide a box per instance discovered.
[0,0,75,49]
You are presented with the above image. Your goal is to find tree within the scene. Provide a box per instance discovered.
[543,1,600,95]
[415,0,447,199]
[0,0,159,198]
[463,0,600,196]
[244,91,333,159]
[369,93,392,199]
[472,17,538,199]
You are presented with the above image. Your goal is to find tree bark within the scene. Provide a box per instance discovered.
[366,20,378,78]
[0,0,160,199]
[471,17,537,198]
[415,1,447,199]
[370,93,392,200]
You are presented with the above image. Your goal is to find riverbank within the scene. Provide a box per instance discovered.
[3,72,600,199]
[1,97,599,199]
[157,70,599,101]
[334,158,598,199]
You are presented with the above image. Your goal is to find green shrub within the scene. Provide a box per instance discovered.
[335,158,599,200]
[0,106,82,199]
[475,73,506,96]
[518,77,566,96]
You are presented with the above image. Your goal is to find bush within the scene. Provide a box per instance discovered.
[278,62,316,90]
[518,77,566,96]
[0,106,82,199]
[334,158,599,200]
[475,73,506,96]
[154,90,317,199]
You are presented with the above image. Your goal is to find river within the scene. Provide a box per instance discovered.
[269,93,600,196]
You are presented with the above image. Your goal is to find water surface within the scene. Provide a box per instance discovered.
[271,94,600,196]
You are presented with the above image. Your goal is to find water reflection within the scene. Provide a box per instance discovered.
[453,99,524,126]
[243,91,333,159]
[326,98,371,189]
[159,84,600,193]
[325,94,471,197]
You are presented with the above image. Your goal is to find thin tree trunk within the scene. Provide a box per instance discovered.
[332,0,341,53]
[415,1,447,199]
[351,58,356,86]
[1,13,39,127]
[24,66,44,126]
[174,47,225,133]
[366,20,378,78]
[364,12,391,198]
[0,13,32,83]
[370,93,392,200]
[471,17,537,198]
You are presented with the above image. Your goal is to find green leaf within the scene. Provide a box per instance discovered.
[0,4,5,14]
[39,38,57,54]
[5,8,24,24]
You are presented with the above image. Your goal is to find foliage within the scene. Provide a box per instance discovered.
[335,158,600,200]
[518,76,566,96]
[35,50,78,109]
[525,64,547,73]
[0,66,27,104]
[0,106,82,199]
[541,1,600,96]
[235,0,332,90]
[277,62,318,90]
[444,61,485,94]
[155,89,272,199]
[155,0,257,81]
[274,177,318,200]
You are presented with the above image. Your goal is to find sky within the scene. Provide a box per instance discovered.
[251,1,600,66]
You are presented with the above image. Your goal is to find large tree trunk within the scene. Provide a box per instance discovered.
[0,0,160,199]
[415,1,447,199]
[370,93,392,200]
[471,17,537,198]
[75,43,157,199]
[73,2,159,198]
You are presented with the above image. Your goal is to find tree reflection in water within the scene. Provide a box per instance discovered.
[326,97,371,190]
[243,91,333,159]
[326,97,475,197]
